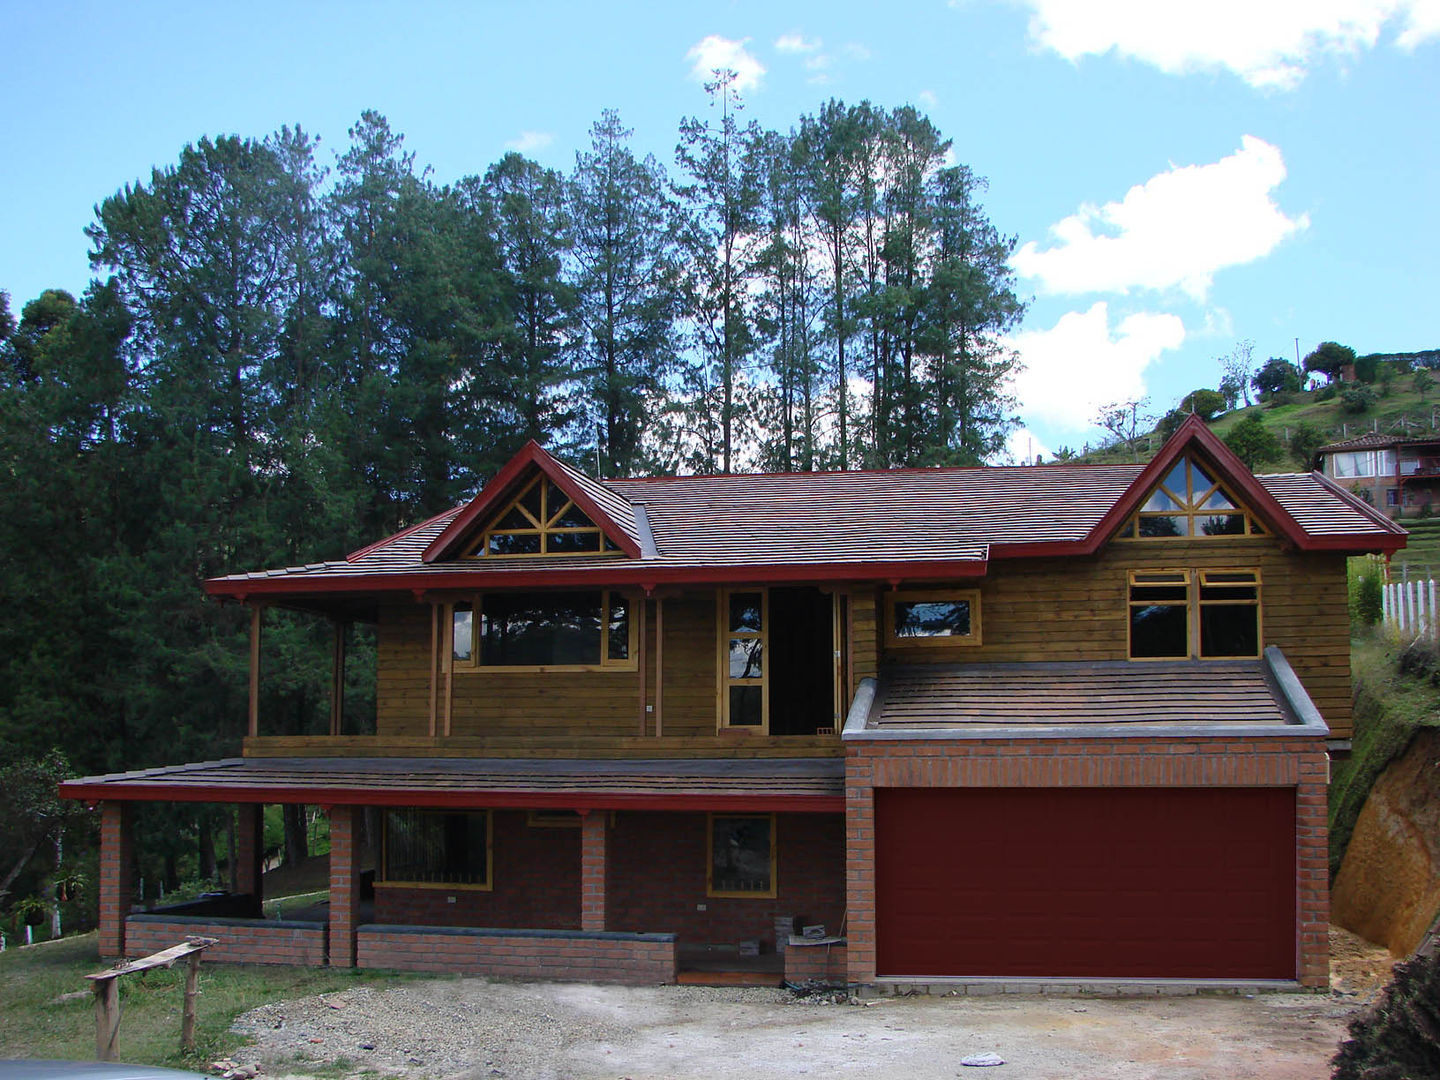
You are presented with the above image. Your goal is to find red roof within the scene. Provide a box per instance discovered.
[206,416,1404,602]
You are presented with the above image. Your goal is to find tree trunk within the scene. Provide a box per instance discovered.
[283,804,309,867]
[198,815,217,883]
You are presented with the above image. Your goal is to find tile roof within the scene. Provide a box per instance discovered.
[1319,431,1440,453]
[59,756,845,810]
[861,659,1298,731]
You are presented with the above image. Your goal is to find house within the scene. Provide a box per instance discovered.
[1316,430,1440,518]
[61,416,1404,990]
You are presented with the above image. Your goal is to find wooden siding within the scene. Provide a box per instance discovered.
[873,537,1353,737]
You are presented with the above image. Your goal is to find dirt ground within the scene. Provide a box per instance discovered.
[233,942,1390,1080]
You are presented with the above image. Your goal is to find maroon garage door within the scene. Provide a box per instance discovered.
[875,788,1296,979]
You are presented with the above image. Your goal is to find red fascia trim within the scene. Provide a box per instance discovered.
[422,443,642,562]
[201,557,992,601]
[57,781,844,813]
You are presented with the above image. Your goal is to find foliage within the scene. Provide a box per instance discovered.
[0,751,92,911]
[1222,413,1280,470]
[1304,340,1357,381]
[1413,369,1435,401]
[1342,384,1379,414]
[1219,340,1257,408]
[1331,950,1440,1079]
[1093,398,1152,461]
[1289,421,1326,468]
[1158,388,1226,439]
[1252,356,1303,398]
[1349,560,1384,627]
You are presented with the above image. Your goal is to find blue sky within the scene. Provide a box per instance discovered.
[2,0,1437,458]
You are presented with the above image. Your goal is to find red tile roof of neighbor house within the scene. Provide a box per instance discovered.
[205,416,1405,601]
[1318,431,1440,453]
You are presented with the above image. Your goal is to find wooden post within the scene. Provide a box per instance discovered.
[94,978,120,1061]
[181,951,201,1050]
[637,598,648,736]
[248,605,262,738]
[653,598,664,737]
[88,937,215,1062]
[428,602,439,738]
[329,618,347,736]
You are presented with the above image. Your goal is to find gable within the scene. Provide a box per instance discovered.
[1118,455,1267,540]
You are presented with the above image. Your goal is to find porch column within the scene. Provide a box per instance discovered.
[580,810,607,932]
[235,804,265,909]
[328,805,362,967]
[98,802,134,958]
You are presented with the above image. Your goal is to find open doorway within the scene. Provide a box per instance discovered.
[767,587,836,736]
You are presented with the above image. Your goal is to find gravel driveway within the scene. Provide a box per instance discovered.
[232,980,1359,1080]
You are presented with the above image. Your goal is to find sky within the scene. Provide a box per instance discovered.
[2,0,1437,460]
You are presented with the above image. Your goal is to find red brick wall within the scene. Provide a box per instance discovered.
[124,917,327,966]
[98,803,134,958]
[785,942,848,985]
[606,812,845,949]
[357,927,677,984]
[373,811,581,929]
[845,736,1329,988]
[329,806,361,967]
[580,811,606,931]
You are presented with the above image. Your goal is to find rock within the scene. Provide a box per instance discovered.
[359,1043,375,1051]
[960,1051,1006,1067]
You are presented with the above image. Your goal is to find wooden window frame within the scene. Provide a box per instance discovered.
[468,475,619,557]
[717,588,769,733]
[526,810,582,828]
[706,812,777,899]
[1119,456,1267,540]
[378,808,493,891]
[449,590,638,673]
[883,588,983,649]
[1126,568,1262,661]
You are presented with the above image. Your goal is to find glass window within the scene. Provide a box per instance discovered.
[382,809,490,888]
[708,814,775,897]
[1129,569,1261,659]
[721,590,767,730]
[475,475,610,556]
[452,602,473,662]
[451,590,633,669]
[1125,456,1264,539]
[885,590,982,648]
[1198,570,1261,658]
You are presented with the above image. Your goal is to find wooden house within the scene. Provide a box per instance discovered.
[63,416,1404,989]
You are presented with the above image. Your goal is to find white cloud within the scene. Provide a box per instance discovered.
[775,32,822,53]
[686,35,766,93]
[842,43,873,61]
[503,131,553,154]
[1022,0,1440,89]
[1012,136,1308,301]
[1004,427,1052,465]
[917,89,939,108]
[1007,302,1187,433]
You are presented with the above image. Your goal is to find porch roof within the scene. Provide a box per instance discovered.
[59,756,846,812]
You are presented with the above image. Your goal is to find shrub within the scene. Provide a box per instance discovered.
[1317,383,1338,402]
[1350,561,1385,628]
[1342,385,1379,414]
[1331,951,1440,1080]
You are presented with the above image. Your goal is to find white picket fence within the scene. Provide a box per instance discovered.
[1383,578,1439,640]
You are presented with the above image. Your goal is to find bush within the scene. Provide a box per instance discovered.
[1317,383,1338,402]
[1342,385,1379,414]
[1223,413,1281,470]
[1350,561,1385,628]
[1331,951,1440,1079]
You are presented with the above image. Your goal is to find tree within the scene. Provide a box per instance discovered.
[1288,421,1326,468]
[1252,356,1303,398]
[1302,341,1356,382]
[1219,341,1258,408]
[0,752,90,909]
[1413,369,1435,401]
[568,110,678,477]
[1223,413,1280,470]
[1341,384,1378,414]
[1093,398,1152,461]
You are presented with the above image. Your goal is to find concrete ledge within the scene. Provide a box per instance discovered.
[865,977,1304,997]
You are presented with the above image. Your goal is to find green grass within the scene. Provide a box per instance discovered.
[0,932,402,1070]
[1329,633,1440,878]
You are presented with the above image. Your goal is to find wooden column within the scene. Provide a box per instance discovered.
[248,605,262,738]
[579,810,607,932]
[97,802,134,958]
[427,603,439,738]
[653,599,664,737]
[637,598,648,735]
[329,619,347,736]
[234,804,264,908]
[328,805,362,967]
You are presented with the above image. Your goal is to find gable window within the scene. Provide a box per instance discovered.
[1122,457,1266,539]
[707,813,776,898]
[1128,569,1261,660]
[451,591,634,671]
[885,589,982,649]
[381,809,491,889]
[719,589,767,730]
[472,475,619,556]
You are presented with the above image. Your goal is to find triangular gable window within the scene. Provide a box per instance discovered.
[1123,457,1266,539]
[469,475,620,556]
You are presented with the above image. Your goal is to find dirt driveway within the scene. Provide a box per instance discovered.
[235,981,1359,1080]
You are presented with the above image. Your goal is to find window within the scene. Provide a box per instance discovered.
[885,589,982,648]
[1327,450,1395,479]
[707,814,776,898]
[1127,569,1261,660]
[470,475,620,556]
[526,810,581,828]
[719,590,767,730]
[381,809,491,889]
[1121,457,1265,539]
[450,591,634,671]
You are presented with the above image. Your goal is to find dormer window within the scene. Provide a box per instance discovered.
[1123,457,1266,539]
[472,476,619,556]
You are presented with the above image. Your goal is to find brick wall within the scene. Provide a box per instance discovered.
[98,803,134,958]
[785,942,848,986]
[373,810,581,929]
[845,735,1329,988]
[125,915,327,966]
[357,925,676,984]
[606,812,845,949]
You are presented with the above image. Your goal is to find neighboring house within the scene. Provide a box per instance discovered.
[1317,431,1440,518]
[62,416,1404,990]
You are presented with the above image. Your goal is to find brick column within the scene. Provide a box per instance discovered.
[235,804,265,910]
[580,810,607,932]
[98,802,134,958]
[1296,752,1332,989]
[844,751,877,985]
[328,805,362,967]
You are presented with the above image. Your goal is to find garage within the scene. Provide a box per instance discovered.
[874,787,1297,980]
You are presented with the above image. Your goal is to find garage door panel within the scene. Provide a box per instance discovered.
[875,787,1295,979]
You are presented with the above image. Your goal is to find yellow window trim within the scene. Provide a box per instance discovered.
[449,590,638,673]
[884,588,983,649]
[1126,567,1263,661]
[380,808,493,891]
[706,812,777,900]
[1116,455,1267,541]
[467,474,619,557]
[717,588,769,733]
